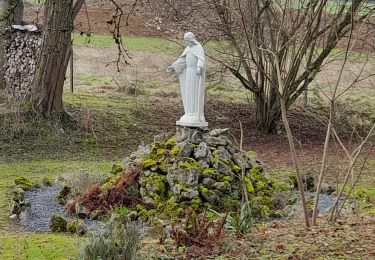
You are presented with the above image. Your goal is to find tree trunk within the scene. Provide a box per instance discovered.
[31,0,74,120]
[254,88,281,134]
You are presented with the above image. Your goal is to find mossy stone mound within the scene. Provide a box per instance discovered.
[50,214,67,232]
[14,176,34,190]
[122,126,277,217]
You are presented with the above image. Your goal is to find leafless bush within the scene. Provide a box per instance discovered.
[64,171,105,196]
[79,105,94,132]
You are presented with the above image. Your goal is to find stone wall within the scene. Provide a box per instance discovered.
[4,25,41,105]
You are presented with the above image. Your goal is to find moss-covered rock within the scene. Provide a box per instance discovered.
[12,187,25,202]
[74,127,283,224]
[42,176,52,187]
[14,176,34,190]
[67,220,87,236]
[111,163,123,175]
[50,215,67,233]
[142,159,157,169]
[56,186,72,205]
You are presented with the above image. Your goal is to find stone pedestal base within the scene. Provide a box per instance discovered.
[176,125,208,143]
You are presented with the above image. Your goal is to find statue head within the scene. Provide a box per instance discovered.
[184,32,199,47]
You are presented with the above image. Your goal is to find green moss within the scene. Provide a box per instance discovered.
[49,215,67,233]
[146,174,167,196]
[165,136,176,149]
[203,168,216,177]
[247,150,257,157]
[256,181,265,190]
[179,158,201,170]
[212,150,219,156]
[191,198,203,211]
[244,177,255,193]
[56,186,72,204]
[156,149,167,157]
[14,177,34,191]
[222,176,232,182]
[178,183,189,192]
[199,185,209,194]
[111,163,123,175]
[142,159,157,169]
[159,163,168,174]
[101,173,122,190]
[67,220,86,236]
[148,209,157,216]
[170,145,183,156]
[232,165,241,172]
[218,195,241,212]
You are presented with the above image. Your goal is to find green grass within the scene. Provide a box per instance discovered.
[76,74,113,86]
[72,33,230,54]
[73,34,181,53]
[0,233,81,259]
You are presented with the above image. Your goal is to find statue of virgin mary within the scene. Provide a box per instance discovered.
[168,32,208,128]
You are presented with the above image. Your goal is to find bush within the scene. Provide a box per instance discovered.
[64,171,106,196]
[78,221,141,260]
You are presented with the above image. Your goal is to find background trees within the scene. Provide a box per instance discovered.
[209,0,374,133]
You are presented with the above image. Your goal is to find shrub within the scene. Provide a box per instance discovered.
[78,221,141,260]
[64,171,106,196]
[171,208,226,258]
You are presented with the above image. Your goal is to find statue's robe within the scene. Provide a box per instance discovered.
[171,43,207,127]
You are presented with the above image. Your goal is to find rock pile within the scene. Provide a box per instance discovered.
[4,25,41,105]
[121,126,277,218]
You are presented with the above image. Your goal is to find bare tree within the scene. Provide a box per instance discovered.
[30,0,136,121]
[209,0,374,133]
[30,0,84,120]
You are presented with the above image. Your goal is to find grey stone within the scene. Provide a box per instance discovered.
[181,189,199,199]
[320,183,335,195]
[215,146,232,161]
[198,158,210,168]
[209,128,229,137]
[213,182,231,192]
[42,177,52,186]
[226,144,239,155]
[154,132,173,143]
[75,203,87,219]
[144,170,151,177]
[180,142,194,157]
[167,167,200,188]
[143,196,154,205]
[201,190,219,204]
[194,142,209,158]
[233,153,250,169]
[203,135,227,147]
[12,187,25,202]
[176,126,206,143]
[217,173,234,182]
[9,214,18,220]
[202,178,215,188]
[212,159,232,175]
[9,201,21,215]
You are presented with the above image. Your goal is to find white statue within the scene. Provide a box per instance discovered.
[168,32,208,128]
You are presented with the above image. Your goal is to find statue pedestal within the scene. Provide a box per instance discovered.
[176,125,208,143]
